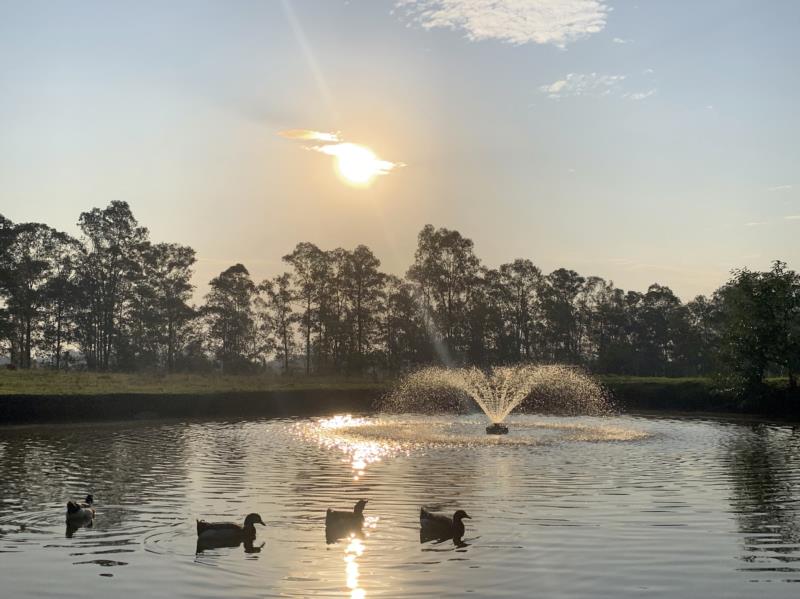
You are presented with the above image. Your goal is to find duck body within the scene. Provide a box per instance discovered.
[325,499,367,543]
[196,513,265,545]
[66,494,95,522]
[420,507,471,541]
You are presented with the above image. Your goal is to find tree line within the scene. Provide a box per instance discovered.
[1,202,797,391]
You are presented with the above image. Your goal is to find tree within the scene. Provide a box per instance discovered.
[407,225,480,363]
[341,245,385,372]
[496,259,542,362]
[283,242,328,375]
[259,273,296,374]
[540,268,585,363]
[204,264,258,373]
[0,222,78,368]
[74,201,148,370]
[150,243,196,372]
[716,261,800,390]
[40,235,82,369]
[382,275,430,371]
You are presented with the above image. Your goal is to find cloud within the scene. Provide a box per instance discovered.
[745,221,768,227]
[622,88,656,101]
[278,129,341,142]
[784,215,800,220]
[539,72,625,99]
[394,0,609,47]
[768,184,793,192]
[642,68,654,75]
[612,37,631,44]
[540,72,657,101]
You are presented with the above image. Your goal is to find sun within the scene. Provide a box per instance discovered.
[332,143,382,187]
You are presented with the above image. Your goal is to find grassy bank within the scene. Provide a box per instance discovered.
[0,370,796,422]
[0,370,390,396]
[600,375,797,415]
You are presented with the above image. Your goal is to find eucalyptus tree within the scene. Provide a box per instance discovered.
[40,235,82,369]
[204,263,258,373]
[341,245,385,372]
[407,225,480,363]
[74,201,149,370]
[151,243,196,371]
[126,242,196,371]
[497,259,542,361]
[539,268,586,363]
[283,242,328,374]
[0,221,78,368]
[259,273,296,374]
[382,274,430,371]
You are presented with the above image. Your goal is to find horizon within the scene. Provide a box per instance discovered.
[2,0,799,300]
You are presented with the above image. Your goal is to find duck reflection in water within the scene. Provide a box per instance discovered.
[196,536,265,554]
[65,519,93,538]
[325,499,367,544]
[419,507,472,548]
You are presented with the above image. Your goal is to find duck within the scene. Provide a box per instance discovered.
[326,499,368,528]
[196,513,265,545]
[325,499,368,543]
[66,494,95,522]
[419,507,471,541]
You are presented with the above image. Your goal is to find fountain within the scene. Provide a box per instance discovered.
[382,365,610,434]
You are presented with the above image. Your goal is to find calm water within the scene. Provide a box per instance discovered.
[1,413,799,598]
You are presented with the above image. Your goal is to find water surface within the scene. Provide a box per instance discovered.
[1,413,799,597]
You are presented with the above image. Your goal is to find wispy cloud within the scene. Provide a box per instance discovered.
[539,73,625,99]
[767,184,793,192]
[784,215,800,220]
[394,0,609,47]
[745,221,768,227]
[612,37,631,44]
[622,89,656,101]
[278,129,404,179]
[278,129,341,142]
[541,71,656,101]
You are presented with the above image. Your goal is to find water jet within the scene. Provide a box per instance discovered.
[383,365,609,434]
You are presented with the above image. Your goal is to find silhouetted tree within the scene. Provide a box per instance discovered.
[0,222,78,368]
[716,261,800,390]
[407,225,480,364]
[74,201,148,370]
[283,242,327,375]
[259,273,296,374]
[204,264,258,373]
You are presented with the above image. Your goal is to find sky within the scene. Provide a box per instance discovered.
[1,0,798,301]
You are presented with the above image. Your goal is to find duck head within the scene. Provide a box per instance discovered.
[453,510,471,521]
[244,513,266,527]
[354,499,368,514]
[85,494,94,505]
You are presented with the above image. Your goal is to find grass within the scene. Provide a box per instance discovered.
[597,375,713,386]
[0,370,391,396]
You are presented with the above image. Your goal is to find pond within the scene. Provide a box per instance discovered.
[1,413,799,597]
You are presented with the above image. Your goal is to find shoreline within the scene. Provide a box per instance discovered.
[0,388,381,425]
[1,377,797,425]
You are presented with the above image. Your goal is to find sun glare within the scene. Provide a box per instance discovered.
[332,143,382,186]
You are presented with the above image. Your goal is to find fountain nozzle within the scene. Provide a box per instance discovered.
[486,423,509,435]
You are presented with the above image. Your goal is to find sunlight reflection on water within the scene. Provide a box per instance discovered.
[1,415,800,597]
